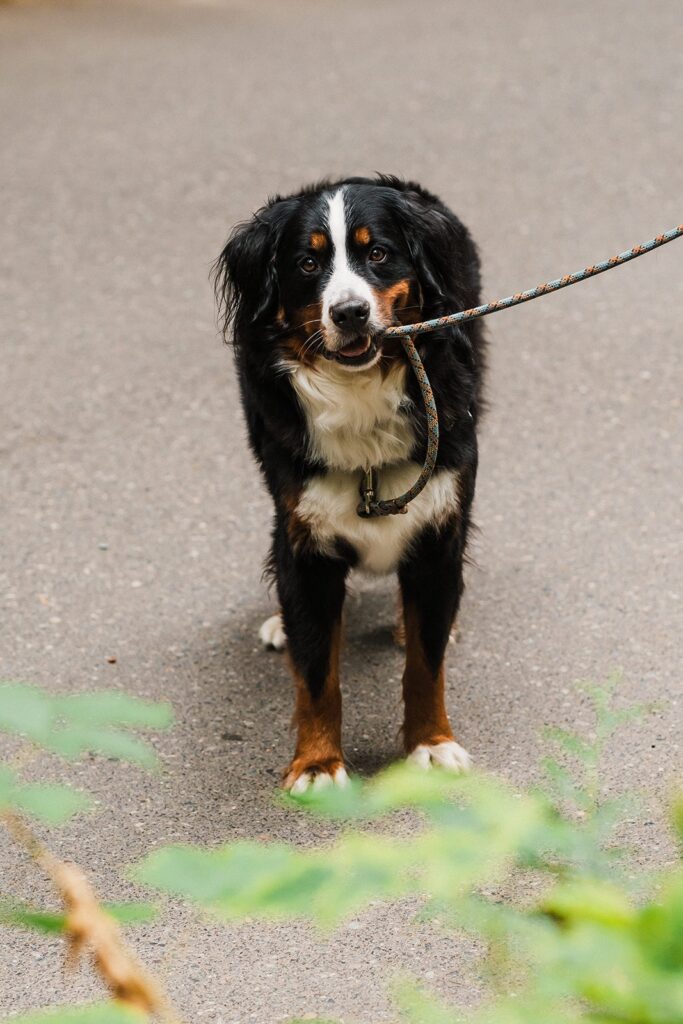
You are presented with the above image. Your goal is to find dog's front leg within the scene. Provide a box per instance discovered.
[275,534,350,793]
[398,519,471,773]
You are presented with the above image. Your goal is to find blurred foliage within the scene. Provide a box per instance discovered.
[0,682,173,770]
[0,679,173,831]
[4,1005,144,1024]
[0,682,173,1023]
[2,673,681,1024]
[135,673,683,1024]
[0,764,91,825]
[0,680,174,824]
[0,899,158,933]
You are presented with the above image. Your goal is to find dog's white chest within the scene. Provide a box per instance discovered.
[289,359,414,471]
[297,464,460,574]
[288,359,459,574]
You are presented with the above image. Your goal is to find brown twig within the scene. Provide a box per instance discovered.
[2,810,180,1022]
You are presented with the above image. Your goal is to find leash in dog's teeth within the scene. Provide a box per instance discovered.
[356,223,683,519]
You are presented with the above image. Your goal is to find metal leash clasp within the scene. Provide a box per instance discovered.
[358,466,379,518]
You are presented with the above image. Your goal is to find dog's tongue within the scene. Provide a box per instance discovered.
[338,337,370,358]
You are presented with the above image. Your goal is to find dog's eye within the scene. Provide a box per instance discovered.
[368,246,387,263]
[299,256,319,274]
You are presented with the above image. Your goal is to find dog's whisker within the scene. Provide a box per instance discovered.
[272,317,323,339]
[302,329,325,355]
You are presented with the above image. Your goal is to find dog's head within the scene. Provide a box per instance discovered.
[215,175,478,372]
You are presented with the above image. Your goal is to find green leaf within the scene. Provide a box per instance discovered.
[2,1002,143,1023]
[0,682,172,767]
[0,764,16,802]
[367,761,471,816]
[0,684,54,746]
[11,783,91,825]
[0,902,65,934]
[134,842,333,920]
[393,979,460,1024]
[311,833,410,925]
[56,691,173,731]
[0,900,157,933]
[636,869,683,971]
[45,725,160,768]
[0,765,90,824]
[102,901,158,926]
[541,879,634,927]
[541,757,591,811]
[544,726,596,765]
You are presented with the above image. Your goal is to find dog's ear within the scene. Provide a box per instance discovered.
[392,186,480,313]
[213,199,294,339]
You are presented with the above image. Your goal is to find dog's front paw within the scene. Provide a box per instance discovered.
[407,739,472,773]
[283,758,349,795]
[258,612,286,651]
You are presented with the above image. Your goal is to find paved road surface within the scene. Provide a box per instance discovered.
[1,1,681,1020]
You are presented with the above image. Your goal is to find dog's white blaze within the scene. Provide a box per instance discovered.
[322,188,379,333]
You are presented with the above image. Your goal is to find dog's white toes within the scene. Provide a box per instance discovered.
[407,740,472,773]
[289,772,313,796]
[332,765,350,787]
[258,612,286,651]
[407,744,432,770]
[288,765,349,795]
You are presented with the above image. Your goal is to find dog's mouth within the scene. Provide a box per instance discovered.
[324,335,380,368]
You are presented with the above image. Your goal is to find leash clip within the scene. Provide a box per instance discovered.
[358,466,379,518]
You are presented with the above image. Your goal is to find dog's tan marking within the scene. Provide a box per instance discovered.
[354,226,371,246]
[281,489,313,554]
[285,510,311,553]
[280,335,315,365]
[289,300,323,331]
[283,622,345,789]
[393,588,406,647]
[310,231,327,251]
[375,278,412,320]
[401,600,454,753]
[279,300,323,366]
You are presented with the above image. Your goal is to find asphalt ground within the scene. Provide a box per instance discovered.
[1,0,682,1020]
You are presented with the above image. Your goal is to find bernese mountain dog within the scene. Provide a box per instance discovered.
[214,175,485,793]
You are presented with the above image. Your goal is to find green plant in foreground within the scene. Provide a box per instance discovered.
[134,674,683,1024]
[1,674,681,1024]
[0,681,176,1023]
[0,1007,141,1024]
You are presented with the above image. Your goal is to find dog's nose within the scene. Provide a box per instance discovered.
[329,298,370,332]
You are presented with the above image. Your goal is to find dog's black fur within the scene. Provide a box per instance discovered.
[214,175,485,787]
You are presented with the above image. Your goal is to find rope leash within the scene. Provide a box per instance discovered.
[357,223,683,518]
